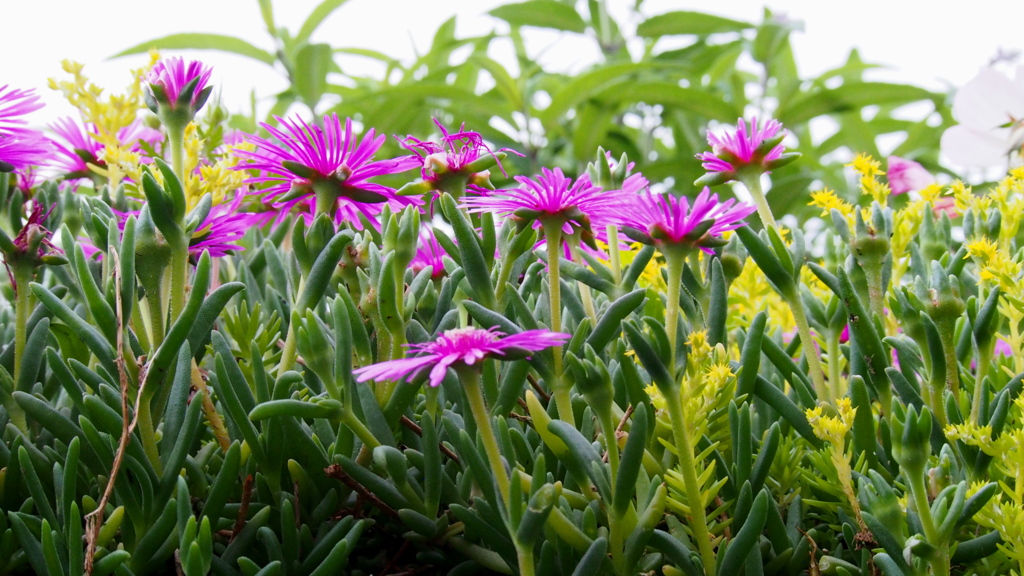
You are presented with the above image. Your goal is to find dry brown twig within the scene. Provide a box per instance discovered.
[84,251,148,574]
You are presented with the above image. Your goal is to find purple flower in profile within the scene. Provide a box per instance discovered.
[234,114,420,228]
[620,188,756,253]
[696,117,798,185]
[886,156,935,195]
[411,226,447,279]
[354,326,570,388]
[399,119,520,188]
[462,167,624,238]
[2,202,63,292]
[0,85,50,172]
[187,191,273,258]
[145,57,213,113]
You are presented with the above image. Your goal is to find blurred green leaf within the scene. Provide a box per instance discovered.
[490,0,587,33]
[636,10,751,37]
[113,33,275,65]
[777,82,937,125]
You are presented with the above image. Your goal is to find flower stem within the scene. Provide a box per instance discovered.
[665,386,716,574]
[741,174,776,230]
[168,239,189,327]
[908,472,950,576]
[607,225,622,287]
[460,367,510,503]
[787,290,829,403]
[665,250,685,370]
[542,221,572,425]
[12,265,32,385]
[167,122,187,184]
[937,318,960,397]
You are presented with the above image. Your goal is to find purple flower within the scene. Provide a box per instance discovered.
[410,226,447,279]
[696,117,797,185]
[886,156,935,195]
[187,191,273,258]
[462,167,624,237]
[146,57,213,112]
[233,114,420,228]
[620,188,755,252]
[354,326,570,388]
[3,202,63,292]
[0,85,50,172]
[399,119,520,186]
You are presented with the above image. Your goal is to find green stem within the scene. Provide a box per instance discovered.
[741,174,776,230]
[168,240,189,327]
[12,265,32,385]
[665,250,685,371]
[167,123,187,184]
[542,220,572,425]
[862,264,887,326]
[607,225,622,287]
[341,408,381,451]
[460,366,510,504]
[787,291,829,403]
[665,387,716,574]
[908,473,950,576]
[937,319,960,398]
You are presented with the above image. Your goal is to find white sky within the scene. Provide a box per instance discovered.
[4,0,1024,126]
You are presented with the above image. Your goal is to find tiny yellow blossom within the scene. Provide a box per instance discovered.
[808,188,854,218]
[847,154,884,178]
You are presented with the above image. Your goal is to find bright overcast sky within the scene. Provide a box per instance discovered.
[5,0,1024,125]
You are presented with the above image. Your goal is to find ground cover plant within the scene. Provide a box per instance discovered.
[2,1,1024,575]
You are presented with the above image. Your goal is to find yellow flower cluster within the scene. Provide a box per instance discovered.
[846,153,891,206]
[806,398,864,525]
[806,397,857,446]
[964,237,1022,296]
[728,259,793,333]
[645,331,735,430]
[48,55,158,147]
[948,405,1024,572]
[95,144,145,188]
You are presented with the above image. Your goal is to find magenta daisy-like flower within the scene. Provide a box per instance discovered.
[234,114,420,228]
[400,119,520,186]
[0,85,50,173]
[145,57,213,113]
[696,117,797,186]
[620,188,756,253]
[462,167,624,237]
[354,326,570,388]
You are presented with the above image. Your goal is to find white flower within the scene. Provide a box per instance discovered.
[940,66,1024,168]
